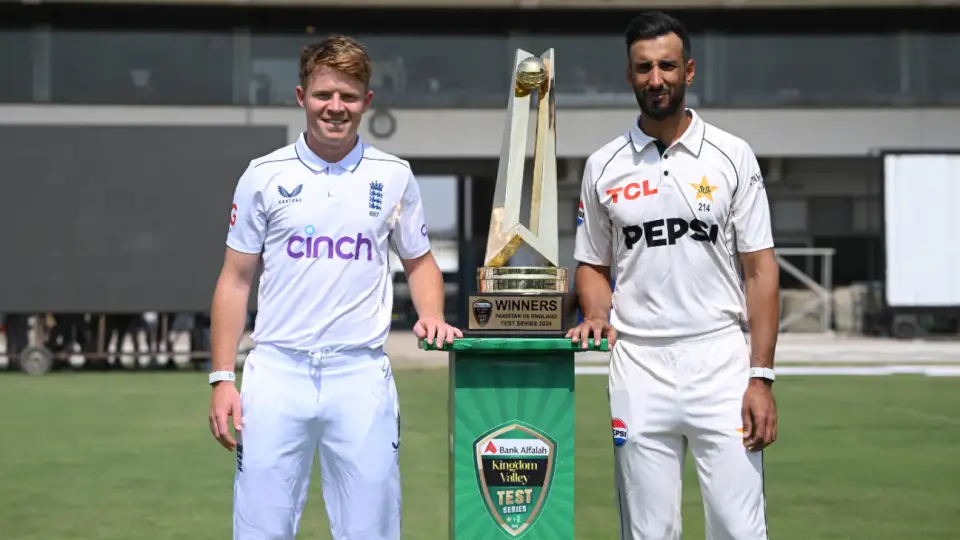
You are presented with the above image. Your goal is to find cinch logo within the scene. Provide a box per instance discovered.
[287,225,373,261]
[606,180,658,203]
[612,418,628,447]
[622,218,719,249]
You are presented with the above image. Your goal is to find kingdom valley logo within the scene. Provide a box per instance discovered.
[474,422,557,537]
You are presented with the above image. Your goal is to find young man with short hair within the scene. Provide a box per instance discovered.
[568,11,780,540]
[207,35,461,540]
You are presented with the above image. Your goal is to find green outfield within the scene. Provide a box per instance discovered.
[1,369,958,539]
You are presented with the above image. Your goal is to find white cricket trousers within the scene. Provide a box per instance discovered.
[233,344,401,540]
[609,327,768,540]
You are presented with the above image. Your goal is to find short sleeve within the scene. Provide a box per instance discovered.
[731,145,775,254]
[573,162,613,266]
[389,172,431,260]
[225,164,267,254]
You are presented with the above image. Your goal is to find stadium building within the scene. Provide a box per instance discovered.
[2,0,959,373]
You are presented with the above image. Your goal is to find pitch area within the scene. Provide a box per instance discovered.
[0,370,957,539]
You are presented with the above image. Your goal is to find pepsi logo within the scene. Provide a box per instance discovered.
[612,418,628,447]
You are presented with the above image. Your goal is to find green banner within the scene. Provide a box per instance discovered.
[422,337,606,539]
[447,339,577,539]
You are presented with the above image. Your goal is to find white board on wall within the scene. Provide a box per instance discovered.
[883,153,960,308]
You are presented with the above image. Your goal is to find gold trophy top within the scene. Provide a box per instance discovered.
[481,49,565,295]
[515,57,548,96]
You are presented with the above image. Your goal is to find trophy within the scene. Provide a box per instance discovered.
[467,48,567,338]
[434,49,593,540]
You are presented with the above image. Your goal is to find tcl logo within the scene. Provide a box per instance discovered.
[606,180,658,203]
[230,204,238,226]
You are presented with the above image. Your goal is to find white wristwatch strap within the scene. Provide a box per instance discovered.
[749,367,776,381]
[208,370,236,385]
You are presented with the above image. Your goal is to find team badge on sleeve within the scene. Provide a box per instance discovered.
[577,200,585,227]
[612,418,628,447]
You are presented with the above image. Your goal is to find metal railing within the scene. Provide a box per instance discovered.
[775,247,836,334]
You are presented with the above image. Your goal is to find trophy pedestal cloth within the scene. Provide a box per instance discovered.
[421,337,606,539]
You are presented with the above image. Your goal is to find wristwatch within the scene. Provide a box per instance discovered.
[749,367,776,382]
[209,370,236,385]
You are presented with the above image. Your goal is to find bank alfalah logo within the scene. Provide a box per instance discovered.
[278,184,303,204]
[369,181,384,217]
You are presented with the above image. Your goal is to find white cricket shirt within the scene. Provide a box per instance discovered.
[226,133,431,354]
[574,109,774,339]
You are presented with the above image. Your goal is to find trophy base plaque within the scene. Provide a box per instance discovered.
[466,266,568,338]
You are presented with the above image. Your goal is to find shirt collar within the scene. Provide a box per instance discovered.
[629,108,705,157]
[294,131,366,173]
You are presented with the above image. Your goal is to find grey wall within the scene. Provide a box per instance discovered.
[4,105,960,158]
[0,125,285,312]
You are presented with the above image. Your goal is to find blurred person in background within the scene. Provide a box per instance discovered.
[568,11,780,540]
[207,34,460,540]
[1,313,29,364]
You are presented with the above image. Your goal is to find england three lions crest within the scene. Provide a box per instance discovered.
[369,181,384,217]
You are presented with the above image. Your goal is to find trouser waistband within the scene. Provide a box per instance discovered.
[254,343,385,370]
[617,323,745,348]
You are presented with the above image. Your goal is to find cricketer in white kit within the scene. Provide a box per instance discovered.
[567,11,781,540]
[207,35,462,540]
